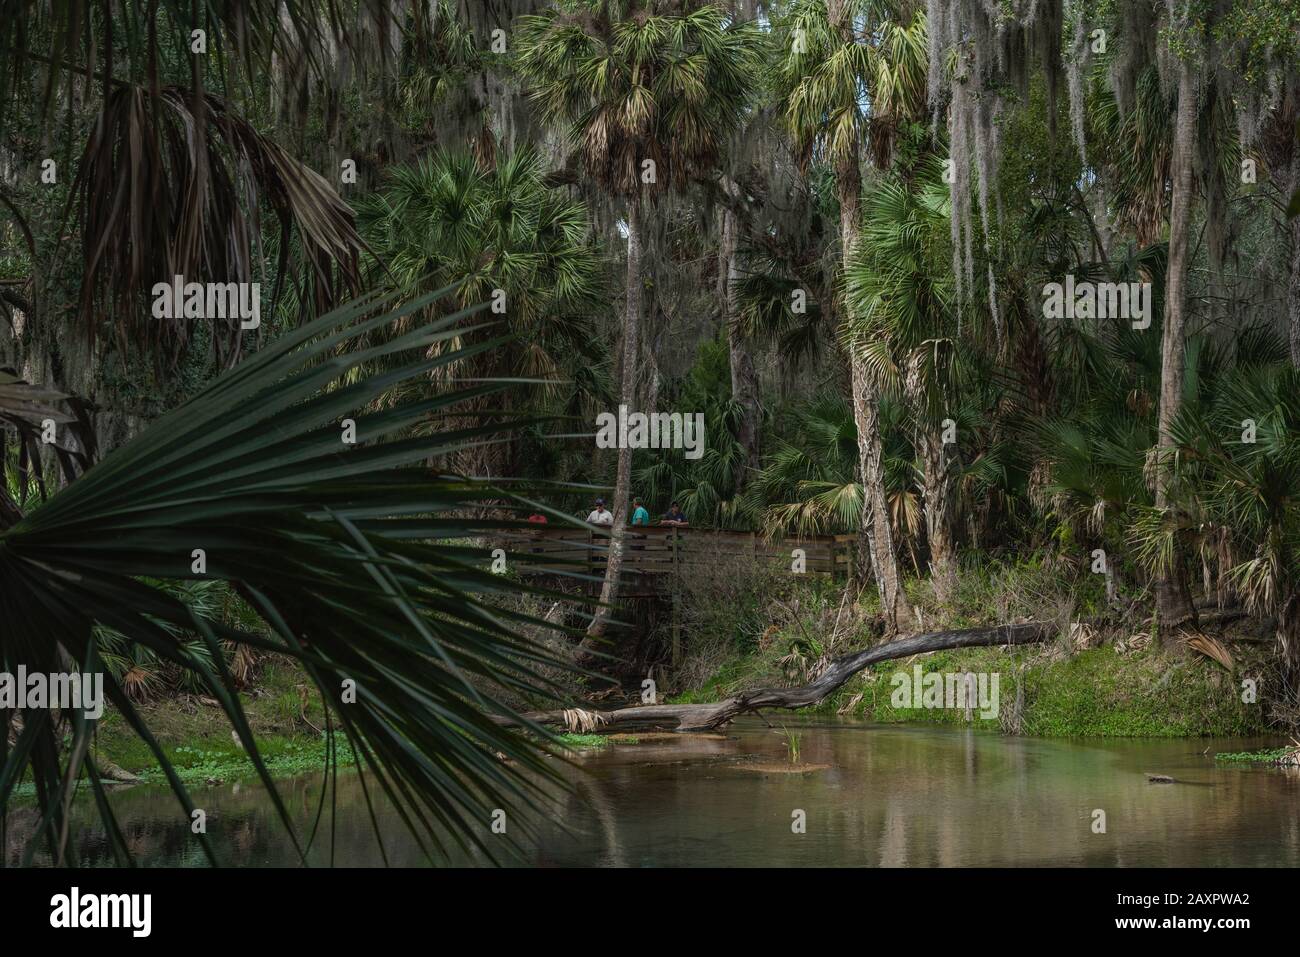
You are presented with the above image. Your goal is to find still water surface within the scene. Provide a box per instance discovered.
[13,719,1300,866]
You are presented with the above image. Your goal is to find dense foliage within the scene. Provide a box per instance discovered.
[3,0,1300,861]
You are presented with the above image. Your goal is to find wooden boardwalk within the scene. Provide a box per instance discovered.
[499,525,854,596]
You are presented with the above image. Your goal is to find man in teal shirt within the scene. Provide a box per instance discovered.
[630,497,650,526]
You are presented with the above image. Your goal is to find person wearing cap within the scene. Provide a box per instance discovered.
[586,498,614,526]
[662,501,688,526]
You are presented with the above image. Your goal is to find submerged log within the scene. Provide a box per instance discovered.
[509,621,1057,733]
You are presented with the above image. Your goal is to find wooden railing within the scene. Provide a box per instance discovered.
[497,524,854,591]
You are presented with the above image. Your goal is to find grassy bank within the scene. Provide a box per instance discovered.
[672,640,1272,737]
[75,660,354,789]
[665,554,1292,738]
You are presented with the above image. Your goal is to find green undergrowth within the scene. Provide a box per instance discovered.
[13,660,354,798]
[667,556,1285,738]
[674,642,1271,737]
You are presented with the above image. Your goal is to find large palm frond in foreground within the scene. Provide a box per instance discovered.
[0,284,578,866]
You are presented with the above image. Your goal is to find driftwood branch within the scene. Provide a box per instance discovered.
[508,621,1057,733]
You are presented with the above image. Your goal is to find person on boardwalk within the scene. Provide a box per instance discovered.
[631,497,650,526]
[586,498,614,526]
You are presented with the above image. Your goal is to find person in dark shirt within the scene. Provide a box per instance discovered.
[662,502,688,526]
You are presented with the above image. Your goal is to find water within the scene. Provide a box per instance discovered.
[9,719,1299,866]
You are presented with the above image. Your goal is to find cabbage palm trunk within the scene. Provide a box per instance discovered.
[906,355,958,604]
[825,0,909,632]
[514,2,760,649]
[586,201,642,643]
[1155,58,1198,639]
[840,168,909,630]
[721,200,762,484]
[1289,152,1300,369]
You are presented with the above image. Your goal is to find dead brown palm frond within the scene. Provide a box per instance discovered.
[226,642,257,687]
[1183,629,1235,672]
[68,85,365,373]
[1070,621,1101,650]
[121,665,161,703]
[778,643,811,682]
[561,708,606,734]
[1279,740,1300,767]
[889,487,921,540]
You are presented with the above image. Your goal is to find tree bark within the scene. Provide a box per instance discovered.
[721,201,761,486]
[838,173,908,628]
[853,353,911,630]
[1289,152,1300,369]
[505,620,1055,733]
[908,355,959,604]
[582,201,643,648]
[826,0,908,631]
[1154,59,1198,641]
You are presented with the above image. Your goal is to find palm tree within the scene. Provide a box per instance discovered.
[773,0,926,631]
[1152,6,1210,638]
[1,286,577,865]
[846,161,959,602]
[719,177,764,487]
[358,145,608,478]
[748,397,864,537]
[514,0,761,644]
[1182,364,1300,680]
[635,335,751,526]
[744,394,919,549]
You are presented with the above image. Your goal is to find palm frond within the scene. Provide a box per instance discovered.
[1,283,581,866]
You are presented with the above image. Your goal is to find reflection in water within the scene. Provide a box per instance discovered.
[7,719,1299,867]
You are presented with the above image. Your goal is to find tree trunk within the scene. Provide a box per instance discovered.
[1289,152,1300,369]
[721,202,761,486]
[908,355,959,604]
[582,201,642,649]
[1154,59,1198,642]
[836,167,908,630]
[853,354,911,630]
[826,0,908,631]
[503,620,1055,733]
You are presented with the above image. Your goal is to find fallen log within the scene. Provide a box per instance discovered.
[508,620,1058,733]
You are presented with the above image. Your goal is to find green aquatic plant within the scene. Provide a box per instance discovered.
[777,725,802,764]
